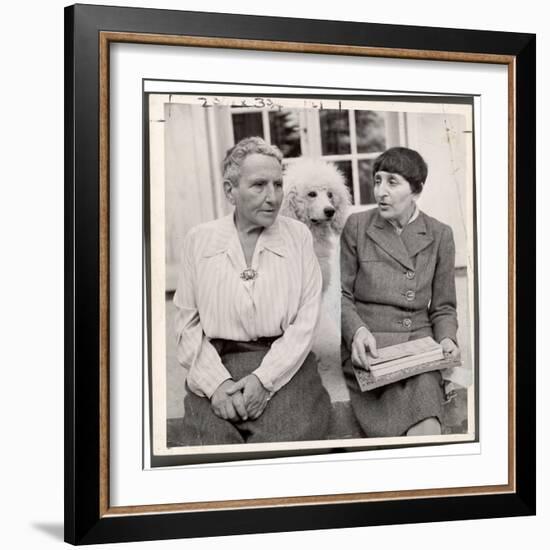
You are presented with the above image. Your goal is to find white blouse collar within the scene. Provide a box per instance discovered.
[203,213,287,258]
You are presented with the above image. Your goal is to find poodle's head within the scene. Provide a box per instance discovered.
[281,158,352,234]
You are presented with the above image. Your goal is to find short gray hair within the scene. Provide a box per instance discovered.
[222,137,283,185]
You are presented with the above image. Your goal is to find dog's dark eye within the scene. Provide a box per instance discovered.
[327,191,333,198]
[308,191,317,198]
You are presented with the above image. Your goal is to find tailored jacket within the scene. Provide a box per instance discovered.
[341,208,458,351]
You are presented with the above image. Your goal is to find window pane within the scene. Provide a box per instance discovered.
[268,110,301,158]
[333,160,354,203]
[355,110,386,153]
[232,112,263,143]
[358,159,376,204]
[320,110,351,155]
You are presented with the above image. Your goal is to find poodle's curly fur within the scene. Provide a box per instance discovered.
[281,158,352,291]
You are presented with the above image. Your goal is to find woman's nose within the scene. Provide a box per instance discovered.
[376,182,388,197]
[265,183,276,202]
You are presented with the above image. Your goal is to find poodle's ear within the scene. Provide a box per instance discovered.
[330,181,352,234]
[281,187,307,222]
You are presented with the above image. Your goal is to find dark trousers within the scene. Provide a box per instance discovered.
[180,339,331,446]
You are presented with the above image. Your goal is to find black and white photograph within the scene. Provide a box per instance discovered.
[58,2,537,545]
[146,90,477,459]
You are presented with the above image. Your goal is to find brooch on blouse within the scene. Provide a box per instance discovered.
[240,268,258,281]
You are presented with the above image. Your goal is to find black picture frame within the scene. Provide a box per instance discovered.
[65,3,536,545]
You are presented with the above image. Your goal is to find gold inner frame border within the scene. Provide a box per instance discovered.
[98,31,516,518]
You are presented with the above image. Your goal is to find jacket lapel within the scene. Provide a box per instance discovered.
[400,212,434,260]
[366,212,414,270]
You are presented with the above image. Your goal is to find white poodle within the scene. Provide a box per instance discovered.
[281,158,352,291]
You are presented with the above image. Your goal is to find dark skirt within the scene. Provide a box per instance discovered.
[342,331,445,437]
[180,338,331,446]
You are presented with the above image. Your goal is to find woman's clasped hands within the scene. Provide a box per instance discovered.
[210,375,270,423]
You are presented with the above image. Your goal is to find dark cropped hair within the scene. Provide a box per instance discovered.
[372,147,428,194]
[223,136,283,185]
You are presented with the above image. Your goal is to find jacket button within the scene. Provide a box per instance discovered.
[406,270,415,279]
[405,290,415,301]
[403,318,412,328]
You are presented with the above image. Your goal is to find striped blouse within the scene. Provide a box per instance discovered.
[173,213,322,399]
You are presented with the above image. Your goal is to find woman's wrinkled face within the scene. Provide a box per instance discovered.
[373,170,418,225]
[228,153,283,230]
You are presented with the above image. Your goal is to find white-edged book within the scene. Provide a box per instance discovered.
[352,336,461,391]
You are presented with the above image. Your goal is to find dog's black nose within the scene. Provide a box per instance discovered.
[324,207,335,218]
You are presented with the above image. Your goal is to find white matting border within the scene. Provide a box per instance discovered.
[110,42,508,507]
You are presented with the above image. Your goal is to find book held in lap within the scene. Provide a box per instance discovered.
[352,336,462,392]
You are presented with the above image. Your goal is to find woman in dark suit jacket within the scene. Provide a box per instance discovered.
[341,147,460,437]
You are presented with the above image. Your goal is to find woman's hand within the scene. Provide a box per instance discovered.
[351,326,379,370]
[227,374,270,420]
[440,337,461,359]
[211,379,246,422]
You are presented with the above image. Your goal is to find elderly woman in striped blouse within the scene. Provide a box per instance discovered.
[174,137,330,445]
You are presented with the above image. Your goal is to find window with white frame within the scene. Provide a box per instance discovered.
[230,107,402,205]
